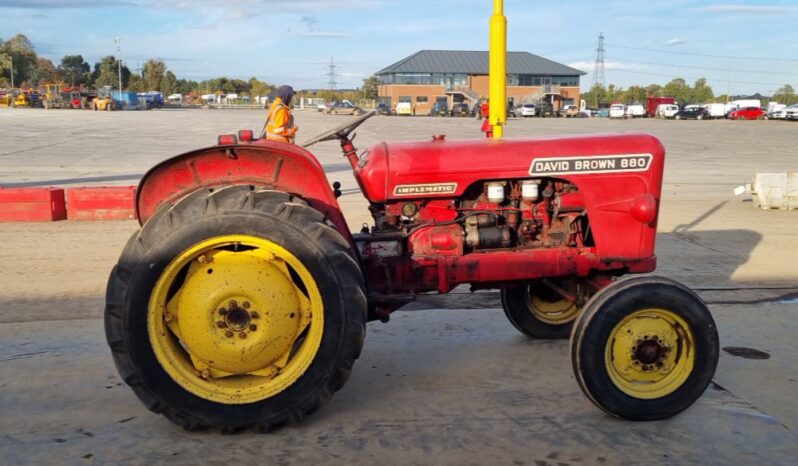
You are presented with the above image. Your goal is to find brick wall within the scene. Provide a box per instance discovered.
[377,84,446,114]
[378,80,581,112]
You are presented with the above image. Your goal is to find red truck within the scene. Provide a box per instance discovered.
[646,96,675,118]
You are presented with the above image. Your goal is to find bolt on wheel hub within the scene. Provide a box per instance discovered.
[635,339,663,365]
[220,303,253,332]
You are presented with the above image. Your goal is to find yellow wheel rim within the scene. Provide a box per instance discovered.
[527,283,581,325]
[148,235,323,404]
[605,308,695,399]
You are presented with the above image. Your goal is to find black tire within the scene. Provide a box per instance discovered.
[105,185,367,432]
[501,280,589,339]
[570,276,718,421]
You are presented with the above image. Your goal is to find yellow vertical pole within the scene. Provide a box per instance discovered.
[489,0,507,139]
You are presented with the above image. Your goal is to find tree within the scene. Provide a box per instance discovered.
[92,55,131,89]
[645,84,663,97]
[160,70,178,96]
[691,78,713,104]
[362,75,380,100]
[663,78,690,104]
[1,34,38,86]
[249,77,273,98]
[0,52,11,87]
[225,78,250,93]
[772,85,797,105]
[581,83,606,107]
[605,84,623,103]
[127,74,146,92]
[59,54,90,86]
[623,85,647,104]
[142,59,166,91]
[28,57,59,86]
[176,78,197,95]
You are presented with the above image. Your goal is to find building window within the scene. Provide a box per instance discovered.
[508,75,579,87]
[379,72,468,87]
[393,73,433,85]
[416,96,428,103]
[399,96,412,103]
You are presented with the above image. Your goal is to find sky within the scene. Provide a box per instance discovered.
[1,0,797,96]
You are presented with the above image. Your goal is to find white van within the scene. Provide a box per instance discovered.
[730,99,761,110]
[609,104,626,119]
[395,102,413,116]
[704,103,726,119]
[626,104,646,118]
[656,104,679,119]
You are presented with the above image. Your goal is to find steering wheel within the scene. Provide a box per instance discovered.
[301,110,377,148]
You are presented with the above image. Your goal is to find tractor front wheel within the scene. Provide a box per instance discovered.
[570,276,718,420]
[105,186,367,431]
[501,279,591,339]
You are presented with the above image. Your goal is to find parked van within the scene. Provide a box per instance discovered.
[704,103,727,119]
[656,104,679,119]
[395,102,413,116]
[609,104,626,119]
[730,99,761,110]
[626,104,646,118]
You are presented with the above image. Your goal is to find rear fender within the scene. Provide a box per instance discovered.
[136,141,354,245]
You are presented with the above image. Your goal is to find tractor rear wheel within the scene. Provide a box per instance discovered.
[570,276,718,420]
[500,279,590,339]
[105,186,367,431]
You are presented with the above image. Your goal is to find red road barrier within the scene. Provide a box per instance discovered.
[0,188,67,222]
[65,186,137,221]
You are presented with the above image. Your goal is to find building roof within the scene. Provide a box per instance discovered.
[376,50,586,76]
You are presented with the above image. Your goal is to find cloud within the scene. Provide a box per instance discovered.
[698,4,797,15]
[665,37,685,46]
[300,15,318,29]
[296,13,348,38]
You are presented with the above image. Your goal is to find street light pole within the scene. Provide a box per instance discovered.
[115,37,123,92]
[489,0,507,139]
[10,55,14,89]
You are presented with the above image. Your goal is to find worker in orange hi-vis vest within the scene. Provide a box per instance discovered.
[263,85,298,143]
[480,100,493,139]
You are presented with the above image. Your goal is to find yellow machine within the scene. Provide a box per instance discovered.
[0,90,29,107]
[91,86,114,111]
[93,96,113,111]
[13,90,30,107]
[42,84,68,109]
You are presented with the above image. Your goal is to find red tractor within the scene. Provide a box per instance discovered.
[106,112,719,431]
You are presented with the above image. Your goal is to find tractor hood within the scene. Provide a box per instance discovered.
[358,133,665,203]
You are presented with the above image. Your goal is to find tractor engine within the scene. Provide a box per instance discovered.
[365,178,591,256]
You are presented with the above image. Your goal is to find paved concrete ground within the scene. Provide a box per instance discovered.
[1,108,797,465]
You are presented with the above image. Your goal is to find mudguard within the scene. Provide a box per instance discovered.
[135,140,353,244]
